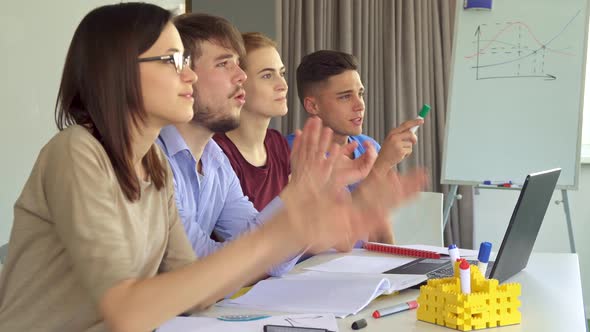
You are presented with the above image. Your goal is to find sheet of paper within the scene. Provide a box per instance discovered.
[395,244,480,257]
[303,255,415,273]
[218,272,426,318]
[287,271,426,295]
[157,313,338,332]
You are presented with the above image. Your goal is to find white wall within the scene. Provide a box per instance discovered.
[474,164,590,318]
[0,0,184,246]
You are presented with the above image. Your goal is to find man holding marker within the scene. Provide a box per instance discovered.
[287,50,426,176]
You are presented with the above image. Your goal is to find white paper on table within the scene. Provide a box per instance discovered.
[286,271,426,289]
[217,272,426,318]
[395,244,480,258]
[303,255,415,273]
[157,313,338,332]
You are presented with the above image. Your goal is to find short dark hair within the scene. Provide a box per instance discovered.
[174,13,245,63]
[55,2,171,202]
[296,50,359,106]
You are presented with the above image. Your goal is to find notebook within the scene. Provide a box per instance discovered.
[384,168,561,283]
[218,271,426,318]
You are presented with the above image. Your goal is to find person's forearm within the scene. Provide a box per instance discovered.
[100,209,301,332]
[372,156,395,176]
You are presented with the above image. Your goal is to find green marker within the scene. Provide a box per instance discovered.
[410,104,431,134]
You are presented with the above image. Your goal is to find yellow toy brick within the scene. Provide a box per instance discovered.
[417,263,521,331]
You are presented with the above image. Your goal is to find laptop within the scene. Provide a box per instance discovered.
[384,168,561,283]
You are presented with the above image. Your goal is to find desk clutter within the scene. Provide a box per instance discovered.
[417,263,521,331]
[156,250,585,332]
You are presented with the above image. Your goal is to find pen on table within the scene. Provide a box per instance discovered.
[477,241,492,278]
[448,244,460,273]
[410,104,431,134]
[459,259,471,294]
[497,183,515,188]
[351,318,367,330]
[483,180,512,185]
[372,300,419,319]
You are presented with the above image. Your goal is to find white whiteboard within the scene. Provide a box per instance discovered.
[442,0,590,189]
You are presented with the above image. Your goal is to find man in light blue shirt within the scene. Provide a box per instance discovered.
[157,126,283,258]
[157,14,298,277]
[287,50,423,178]
[287,50,424,245]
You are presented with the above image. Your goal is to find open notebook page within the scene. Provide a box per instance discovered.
[218,272,425,318]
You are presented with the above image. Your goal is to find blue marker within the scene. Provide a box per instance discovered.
[477,242,492,278]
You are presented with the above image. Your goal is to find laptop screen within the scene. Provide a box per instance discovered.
[489,168,561,282]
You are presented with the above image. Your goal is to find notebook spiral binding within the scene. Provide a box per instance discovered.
[363,242,441,259]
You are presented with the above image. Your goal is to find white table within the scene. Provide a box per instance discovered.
[199,251,587,331]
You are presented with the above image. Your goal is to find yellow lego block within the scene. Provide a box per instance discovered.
[417,263,521,330]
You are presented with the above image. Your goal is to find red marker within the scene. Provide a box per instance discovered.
[459,259,471,294]
[372,300,419,318]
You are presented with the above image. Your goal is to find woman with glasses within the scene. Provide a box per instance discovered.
[0,3,426,332]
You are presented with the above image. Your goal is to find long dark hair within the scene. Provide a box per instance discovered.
[55,3,171,201]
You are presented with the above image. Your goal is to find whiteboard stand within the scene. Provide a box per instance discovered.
[557,189,577,254]
[442,184,462,241]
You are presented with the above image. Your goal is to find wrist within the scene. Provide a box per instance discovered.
[372,159,393,177]
[258,207,309,256]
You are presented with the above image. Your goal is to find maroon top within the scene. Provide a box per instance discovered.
[213,129,291,211]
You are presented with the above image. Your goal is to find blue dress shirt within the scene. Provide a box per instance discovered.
[285,133,381,158]
[157,125,297,277]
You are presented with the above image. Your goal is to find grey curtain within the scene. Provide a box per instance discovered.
[275,0,474,248]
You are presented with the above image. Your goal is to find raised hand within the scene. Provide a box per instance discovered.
[331,140,378,187]
[281,117,427,254]
[373,118,423,174]
[282,117,356,252]
[351,168,428,244]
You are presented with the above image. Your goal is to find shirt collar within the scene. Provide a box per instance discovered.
[159,125,190,157]
[159,125,227,166]
[202,138,226,165]
[347,135,364,159]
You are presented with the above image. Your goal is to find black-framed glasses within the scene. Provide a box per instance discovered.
[138,52,191,74]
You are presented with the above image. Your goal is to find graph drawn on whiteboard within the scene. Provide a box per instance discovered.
[463,9,583,81]
[442,0,589,189]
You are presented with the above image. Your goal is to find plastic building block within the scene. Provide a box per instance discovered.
[417,262,521,330]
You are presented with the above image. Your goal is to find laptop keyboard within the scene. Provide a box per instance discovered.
[427,260,495,279]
